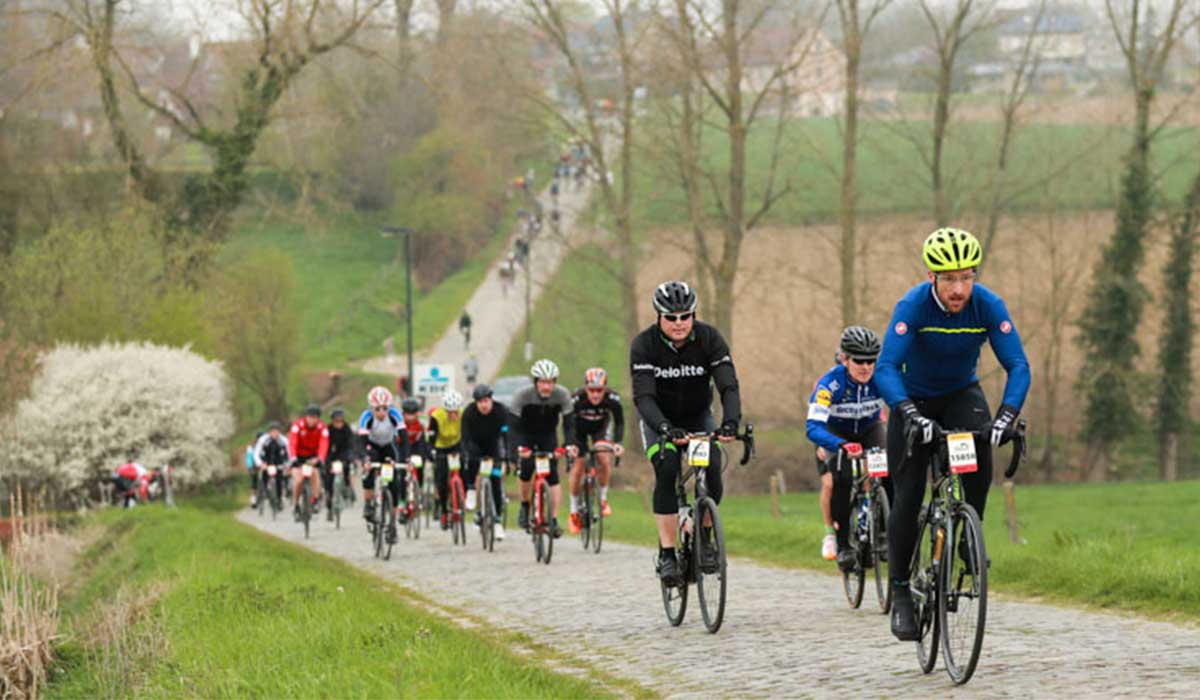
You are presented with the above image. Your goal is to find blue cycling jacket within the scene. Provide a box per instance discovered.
[805,364,885,453]
[876,281,1030,409]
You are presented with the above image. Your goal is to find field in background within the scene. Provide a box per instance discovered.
[46,484,626,699]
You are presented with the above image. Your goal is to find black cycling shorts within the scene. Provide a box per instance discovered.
[517,433,561,486]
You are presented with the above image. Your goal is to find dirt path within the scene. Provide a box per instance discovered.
[238,506,1200,699]
[361,177,594,390]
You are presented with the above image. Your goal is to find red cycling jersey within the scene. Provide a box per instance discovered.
[288,418,330,462]
[403,417,425,446]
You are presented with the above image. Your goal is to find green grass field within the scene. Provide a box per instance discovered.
[586,479,1200,620]
[47,484,629,699]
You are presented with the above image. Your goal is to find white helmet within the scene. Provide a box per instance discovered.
[368,385,392,409]
[442,390,465,411]
[531,358,559,380]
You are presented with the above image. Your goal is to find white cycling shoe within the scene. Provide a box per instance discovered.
[495,524,506,540]
[821,534,837,561]
[465,490,477,511]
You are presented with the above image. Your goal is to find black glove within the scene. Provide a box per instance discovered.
[898,400,935,445]
[659,422,688,443]
[991,404,1020,447]
[719,420,739,438]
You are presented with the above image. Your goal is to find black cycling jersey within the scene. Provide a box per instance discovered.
[509,384,575,448]
[462,401,511,458]
[327,422,358,462]
[630,321,741,432]
[571,387,624,443]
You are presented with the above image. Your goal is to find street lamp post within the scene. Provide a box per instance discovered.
[383,225,415,399]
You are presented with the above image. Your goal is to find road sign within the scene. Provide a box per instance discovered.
[415,363,455,398]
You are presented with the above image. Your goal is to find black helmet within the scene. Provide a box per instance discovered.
[330,407,345,420]
[401,398,421,414]
[473,384,493,401]
[268,421,282,431]
[652,281,698,314]
[304,403,321,417]
[840,326,881,361]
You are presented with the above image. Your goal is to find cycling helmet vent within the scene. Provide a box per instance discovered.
[922,227,982,272]
[531,358,560,380]
[840,326,881,361]
[652,280,698,314]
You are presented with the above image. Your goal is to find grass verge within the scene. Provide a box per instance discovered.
[47,483,622,699]
[590,479,1200,621]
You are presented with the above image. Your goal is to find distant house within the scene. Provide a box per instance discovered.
[708,27,847,117]
[979,5,1093,94]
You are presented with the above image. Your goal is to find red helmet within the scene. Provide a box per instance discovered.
[585,367,607,388]
[368,385,392,409]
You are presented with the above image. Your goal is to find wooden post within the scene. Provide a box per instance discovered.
[775,468,787,495]
[1003,480,1019,543]
[769,475,780,519]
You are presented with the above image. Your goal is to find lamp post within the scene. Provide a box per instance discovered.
[382,225,415,398]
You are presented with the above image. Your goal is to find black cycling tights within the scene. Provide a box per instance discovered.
[886,383,993,584]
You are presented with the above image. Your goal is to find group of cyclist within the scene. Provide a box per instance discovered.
[243,224,1028,645]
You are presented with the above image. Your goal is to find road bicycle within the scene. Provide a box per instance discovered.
[841,446,892,613]
[369,461,398,561]
[477,456,505,552]
[528,449,564,565]
[579,442,618,553]
[446,451,467,546]
[404,456,423,540]
[908,420,1026,685]
[328,460,354,530]
[295,461,316,540]
[260,463,284,519]
[659,426,754,634]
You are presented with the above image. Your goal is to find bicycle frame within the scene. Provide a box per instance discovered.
[530,449,563,533]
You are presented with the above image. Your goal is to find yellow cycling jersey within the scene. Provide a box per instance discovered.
[429,407,463,449]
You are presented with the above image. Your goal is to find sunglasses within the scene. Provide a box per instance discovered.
[372,406,388,413]
[848,356,877,366]
[662,312,694,323]
[586,387,605,393]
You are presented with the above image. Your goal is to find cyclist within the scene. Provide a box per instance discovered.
[511,359,576,538]
[630,281,741,587]
[464,355,480,385]
[806,326,889,572]
[323,408,358,519]
[462,383,512,540]
[112,462,157,505]
[358,386,407,541]
[287,404,329,518]
[568,367,624,535]
[877,228,1030,641]
[429,390,467,527]
[253,421,289,508]
[244,439,257,506]
[459,310,472,349]
[399,397,432,506]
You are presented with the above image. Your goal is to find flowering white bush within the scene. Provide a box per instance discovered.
[1,342,234,500]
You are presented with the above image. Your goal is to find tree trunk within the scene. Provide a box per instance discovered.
[931,58,952,227]
[839,23,861,326]
[1160,432,1179,481]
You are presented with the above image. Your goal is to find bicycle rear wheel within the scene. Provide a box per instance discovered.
[480,479,495,552]
[694,497,727,633]
[843,494,865,609]
[939,503,988,685]
[538,480,554,565]
[871,487,892,614]
[580,477,593,550]
[452,478,467,546]
[661,518,690,626]
[912,509,940,674]
[301,482,312,539]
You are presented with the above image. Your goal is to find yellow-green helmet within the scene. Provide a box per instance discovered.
[922,227,982,272]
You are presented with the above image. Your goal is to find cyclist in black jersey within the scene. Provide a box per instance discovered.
[630,281,742,586]
[510,359,577,538]
[323,408,358,517]
[567,367,624,535]
[463,384,512,540]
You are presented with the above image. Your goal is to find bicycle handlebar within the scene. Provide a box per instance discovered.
[905,419,1027,479]
[656,424,756,467]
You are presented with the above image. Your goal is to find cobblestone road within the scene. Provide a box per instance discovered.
[238,507,1200,698]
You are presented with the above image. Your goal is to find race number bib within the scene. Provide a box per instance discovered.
[301,464,313,477]
[380,464,395,482]
[410,455,423,468]
[535,456,551,476]
[867,450,888,478]
[331,461,343,475]
[267,466,277,476]
[948,433,978,474]
[481,457,495,477]
[687,439,711,468]
[447,454,461,471]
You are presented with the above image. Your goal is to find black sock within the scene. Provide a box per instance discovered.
[660,545,675,559]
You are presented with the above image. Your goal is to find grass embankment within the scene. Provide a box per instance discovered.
[48,485,621,699]
[589,479,1200,620]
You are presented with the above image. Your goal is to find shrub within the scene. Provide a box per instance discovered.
[1,342,234,503]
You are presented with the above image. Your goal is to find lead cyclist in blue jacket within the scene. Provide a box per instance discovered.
[875,228,1030,642]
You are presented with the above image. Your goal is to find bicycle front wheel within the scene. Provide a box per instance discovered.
[843,495,865,609]
[871,487,892,614]
[333,483,343,530]
[694,496,727,633]
[381,491,395,561]
[538,480,554,565]
[939,503,988,685]
[911,509,940,674]
[580,477,593,550]
[480,479,495,552]
[452,478,467,547]
[301,483,312,540]
[593,483,604,554]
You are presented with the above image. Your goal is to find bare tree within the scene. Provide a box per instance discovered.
[833,0,891,325]
[657,0,824,339]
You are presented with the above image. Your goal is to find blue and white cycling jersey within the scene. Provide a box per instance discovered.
[357,406,404,447]
[876,281,1031,409]
[805,364,885,453]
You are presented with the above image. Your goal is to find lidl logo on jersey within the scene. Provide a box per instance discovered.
[415,364,456,397]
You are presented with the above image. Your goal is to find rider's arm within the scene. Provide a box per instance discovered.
[707,328,742,425]
[630,336,670,432]
[317,426,330,463]
[876,298,919,407]
[253,433,270,468]
[507,389,532,449]
[985,293,1031,410]
[460,408,478,458]
[805,381,845,453]
[287,422,300,461]
[609,393,625,444]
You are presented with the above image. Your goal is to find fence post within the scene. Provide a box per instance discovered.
[775,468,787,495]
[1003,479,1019,543]
[769,475,780,519]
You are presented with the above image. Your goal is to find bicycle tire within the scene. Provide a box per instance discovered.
[480,479,495,552]
[593,482,604,554]
[871,486,892,614]
[539,480,554,565]
[452,477,467,546]
[694,496,727,633]
[580,476,593,550]
[406,477,418,540]
[912,509,940,674]
[532,484,545,562]
[270,475,281,520]
[382,490,395,561]
[843,492,866,609]
[372,496,384,559]
[662,517,690,626]
[257,479,267,517]
[333,482,343,530]
[939,503,988,685]
[301,482,311,540]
